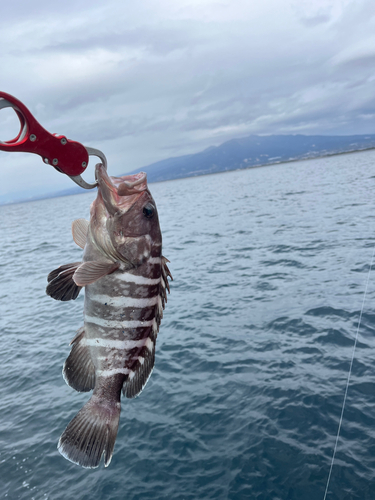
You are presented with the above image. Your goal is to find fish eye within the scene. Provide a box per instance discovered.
[143,203,155,219]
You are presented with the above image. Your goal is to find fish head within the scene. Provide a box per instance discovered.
[90,164,162,266]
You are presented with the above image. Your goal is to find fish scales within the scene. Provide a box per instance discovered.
[84,262,161,375]
[46,165,172,468]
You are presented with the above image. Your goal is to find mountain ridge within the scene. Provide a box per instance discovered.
[2,134,375,204]
[123,133,375,182]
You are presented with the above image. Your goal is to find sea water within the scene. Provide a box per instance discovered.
[1,150,375,499]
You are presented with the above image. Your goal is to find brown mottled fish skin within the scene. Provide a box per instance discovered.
[46,164,172,468]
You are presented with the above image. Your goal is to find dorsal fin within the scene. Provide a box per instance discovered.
[123,256,172,399]
[72,219,89,249]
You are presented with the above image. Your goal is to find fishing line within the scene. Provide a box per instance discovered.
[323,242,375,500]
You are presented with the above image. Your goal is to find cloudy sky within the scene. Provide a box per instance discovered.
[1,0,375,202]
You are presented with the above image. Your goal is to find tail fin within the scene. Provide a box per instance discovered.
[58,395,121,468]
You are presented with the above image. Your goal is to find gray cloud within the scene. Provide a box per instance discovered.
[1,0,375,202]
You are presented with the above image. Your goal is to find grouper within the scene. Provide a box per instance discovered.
[46,164,172,468]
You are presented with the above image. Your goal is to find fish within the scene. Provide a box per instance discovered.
[46,164,172,468]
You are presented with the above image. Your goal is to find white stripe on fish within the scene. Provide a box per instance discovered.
[84,316,154,329]
[98,368,131,377]
[89,294,159,308]
[144,337,154,352]
[148,257,161,264]
[114,273,161,285]
[82,337,152,350]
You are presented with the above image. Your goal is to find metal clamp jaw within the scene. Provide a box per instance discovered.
[0,92,107,189]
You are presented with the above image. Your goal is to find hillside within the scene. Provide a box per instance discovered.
[123,134,375,182]
[3,134,375,204]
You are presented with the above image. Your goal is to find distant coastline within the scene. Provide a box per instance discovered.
[2,134,375,206]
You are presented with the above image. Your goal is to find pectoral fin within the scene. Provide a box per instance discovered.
[73,261,120,286]
[46,262,83,301]
[72,219,89,249]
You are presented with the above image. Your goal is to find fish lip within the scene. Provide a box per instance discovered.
[95,164,147,214]
[117,172,147,196]
[95,164,147,194]
[95,163,115,192]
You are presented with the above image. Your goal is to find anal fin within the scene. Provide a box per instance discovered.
[46,262,82,301]
[123,336,156,399]
[63,327,96,392]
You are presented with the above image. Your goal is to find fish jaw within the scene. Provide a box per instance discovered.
[94,164,147,216]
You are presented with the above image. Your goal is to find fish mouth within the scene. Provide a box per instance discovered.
[95,164,147,214]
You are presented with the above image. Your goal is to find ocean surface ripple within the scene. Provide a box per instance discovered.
[1,150,375,499]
